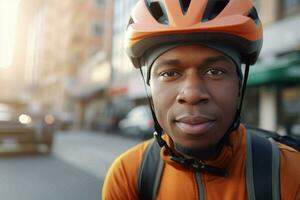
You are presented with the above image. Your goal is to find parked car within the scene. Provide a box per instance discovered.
[119,105,154,139]
[0,102,56,155]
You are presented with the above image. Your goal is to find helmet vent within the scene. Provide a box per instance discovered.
[202,0,229,22]
[147,1,169,24]
[247,8,260,25]
[179,0,191,15]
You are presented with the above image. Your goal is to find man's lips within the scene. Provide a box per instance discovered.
[175,115,216,135]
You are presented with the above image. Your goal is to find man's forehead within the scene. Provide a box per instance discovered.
[152,54,234,69]
[145,43,241,69]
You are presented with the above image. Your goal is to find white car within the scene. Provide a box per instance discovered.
[119,105,154,139]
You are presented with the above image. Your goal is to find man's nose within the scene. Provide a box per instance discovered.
[176,73,210,105]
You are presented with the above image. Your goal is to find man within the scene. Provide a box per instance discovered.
[102,0,300,199]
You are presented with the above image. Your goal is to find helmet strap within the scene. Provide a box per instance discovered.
[138,67,163,135]
[221,63,250,141]
[232,63,250,131]
[138,67,176,156]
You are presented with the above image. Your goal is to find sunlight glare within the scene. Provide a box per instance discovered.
[0,0,20,69]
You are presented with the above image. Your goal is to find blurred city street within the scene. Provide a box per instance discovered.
[0,0,299,199]
[0,130,141,200]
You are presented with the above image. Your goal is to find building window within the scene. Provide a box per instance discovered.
[280,0,300,17]
[93,0,104,6]
[280,86,300,137]
[92,21,104,36]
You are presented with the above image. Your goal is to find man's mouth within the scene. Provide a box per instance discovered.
[175,115,216,135]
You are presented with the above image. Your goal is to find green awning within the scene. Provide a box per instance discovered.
[247,54,300,87]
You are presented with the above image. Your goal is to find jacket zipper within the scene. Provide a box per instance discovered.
[196,172,205,200]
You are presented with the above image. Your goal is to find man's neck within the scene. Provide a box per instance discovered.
[174,141,224,161]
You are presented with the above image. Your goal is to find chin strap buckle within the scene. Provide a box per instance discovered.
[171,156,228,177]
[154,131,228,177]
[154,131,167,147]
[170,156,188,166]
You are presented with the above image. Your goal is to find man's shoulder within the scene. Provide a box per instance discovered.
[117,139,153,161]
[278,142,300,164]
[116,139,153,167]
[102,139,154,200]
[278,142,299,153]
[244,124,300,151]
[108,139,154,176]
[277,143,300,199]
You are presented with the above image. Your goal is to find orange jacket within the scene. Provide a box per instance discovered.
[102,124,300,200]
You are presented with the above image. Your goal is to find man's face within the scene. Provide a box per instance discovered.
[150,45,239,150]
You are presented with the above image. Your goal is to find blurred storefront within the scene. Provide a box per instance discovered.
[15,0,114,130]
[67,52,111,129]
[244,53,300,134]
[65,0,114,129]
[243,0,300,137]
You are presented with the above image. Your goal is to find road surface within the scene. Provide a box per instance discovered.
[0,130,141,200]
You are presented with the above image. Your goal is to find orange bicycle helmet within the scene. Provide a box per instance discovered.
[126,0,263,68]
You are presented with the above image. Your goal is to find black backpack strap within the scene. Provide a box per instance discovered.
[269,138,280,200]
[246,129,280,200]
[137,140,164,200]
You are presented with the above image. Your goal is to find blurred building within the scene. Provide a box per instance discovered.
[68,0,113,129]
[83,0,145,132]
[109,0,146,115]
[11,0,113,129]
[0,0,42,105]
[0,0,114,131]
[243,0,300,136]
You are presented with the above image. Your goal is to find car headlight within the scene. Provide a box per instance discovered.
[18,114,32,124]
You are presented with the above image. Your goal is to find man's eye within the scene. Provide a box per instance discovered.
[160,71,179,77]
[206,68,225,76]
